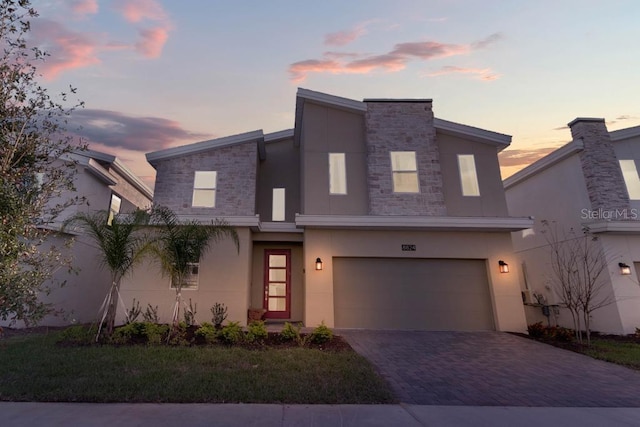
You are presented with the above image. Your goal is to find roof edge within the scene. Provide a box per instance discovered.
[434,118,512,149]
[296,88,367,112]
[610,125,640,142]
[503,139,584,189]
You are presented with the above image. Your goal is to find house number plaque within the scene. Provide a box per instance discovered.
[401,244,416,251]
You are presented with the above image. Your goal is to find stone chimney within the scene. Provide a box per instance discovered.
[363,99,446,216]
[569,117,630,212]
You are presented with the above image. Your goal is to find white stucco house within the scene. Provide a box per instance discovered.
[505,118,640,335]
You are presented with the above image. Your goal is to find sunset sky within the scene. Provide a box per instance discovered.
[31,0,640,188]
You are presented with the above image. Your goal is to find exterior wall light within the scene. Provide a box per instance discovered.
[315,258,323,271]
[498,260,509,274]
[619,262,631,275]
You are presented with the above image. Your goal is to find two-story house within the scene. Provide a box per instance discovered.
[505,118,640,335]
[8,150,154,327]
[122,88,532,332]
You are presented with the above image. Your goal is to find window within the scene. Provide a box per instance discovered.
[390,151,419,193]
[272,188,285,221]
[170,263,199,290]
[619,160,640,200]
[458,154,480,196]
[107,194,121,226]
[329,153,347,194]
[192,171,217,207]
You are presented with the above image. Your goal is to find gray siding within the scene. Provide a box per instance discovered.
[256,137,300,222]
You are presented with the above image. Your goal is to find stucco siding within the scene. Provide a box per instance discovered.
[256,138,300,222]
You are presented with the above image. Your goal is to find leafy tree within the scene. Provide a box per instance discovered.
[541,220,614,345]
[149,206,239,327]
[0,0,85,325]
[63,210,151,337]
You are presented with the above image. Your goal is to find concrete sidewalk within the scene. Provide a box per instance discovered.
[3,403,640,426]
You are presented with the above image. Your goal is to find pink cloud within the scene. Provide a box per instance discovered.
[112,0,168,23]
[325,27,366,46]
[427,66,501,81]
[69,0,98,18]
[290,33,503,82]
[30,19,101,79]
[135,26,169,58]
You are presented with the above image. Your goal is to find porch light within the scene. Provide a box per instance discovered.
[498,260,509,274]
[619,262,631,275]
[315,258,323,271]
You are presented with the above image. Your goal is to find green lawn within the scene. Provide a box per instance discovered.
[0,332,394,404]
[582,338,640,370]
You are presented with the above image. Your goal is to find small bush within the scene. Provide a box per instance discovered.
[125,299,142,324]
[246,320,268,343]
[144,323,169,345]
[194,322,218,344]
[111,322,147,344]
[281,322,301,341]
[168,321,189,346]
[527,322,546,338]
[310,322,333,344]
[211,303,228,328]
[184,299,197,327]
[219,321,243,344]
[57,325,96,345]
[142,304,159,323]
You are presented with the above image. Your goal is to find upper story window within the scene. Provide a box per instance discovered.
[192,171,217,207]
[619,160,640,199]
[272,188,285,221]
[390,151,419,193]
[170,262,199,290]
[329,153,347,194]
[458,154,480,197]
[107,194,121,226]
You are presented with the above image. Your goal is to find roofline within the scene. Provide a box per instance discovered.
[503,139,584,190]
[610,125,640,142]
[146,130,264,165]
[111,158,154,200]
[434,118,511,149]
[264,129,294,142]
[295,214,533,232]
[296,87,367,112]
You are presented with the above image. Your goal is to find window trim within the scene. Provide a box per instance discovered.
[192,171,217,208]
[329,152,347,195]
[458,154,481,197]
[390,151,420,193]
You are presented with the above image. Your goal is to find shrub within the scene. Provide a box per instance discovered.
[211,303,228,328]
[246,320,268,343]
[547,326,574,342]
[280,321,301,342]
[125,299,142,324]
[111,322,147,344]
[144,323,169,345]
[309,322,333,344]
[527,322,546,338]
[194,322,218,344]
[168,321,190,346]
[184,299,197,327]
[142,304,159,323]
[57,325,96,345]
[219,321,243,344]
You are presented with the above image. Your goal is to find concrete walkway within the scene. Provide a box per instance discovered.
[340,330,640,406]
[3,402,640,427]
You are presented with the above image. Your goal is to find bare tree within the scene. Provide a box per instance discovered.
[541,220,615,345]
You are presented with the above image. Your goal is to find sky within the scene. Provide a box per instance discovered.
[27,0,640,189]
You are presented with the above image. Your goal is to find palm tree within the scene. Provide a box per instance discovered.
[149,206,239,327]
[64,209,151,337]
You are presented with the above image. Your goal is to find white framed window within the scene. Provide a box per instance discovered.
[619,160,640,200]
[192,171,217,207]
[272,188,285,221]
[458,154,480,196]
[170,262,199,290]
[390,151,419,193]
[107,194,121,226]
[329,153,347,194]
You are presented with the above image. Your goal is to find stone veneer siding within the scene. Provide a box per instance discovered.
[570,118,630,213]
[153,142,257,216]
[364,100,446,216]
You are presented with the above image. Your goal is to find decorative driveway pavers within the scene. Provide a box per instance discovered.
[339,330,640,407]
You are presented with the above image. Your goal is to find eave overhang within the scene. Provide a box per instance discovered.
[587,221,640,234]
[295,214,533,232]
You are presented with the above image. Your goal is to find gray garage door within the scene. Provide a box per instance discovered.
[333,258,495,331]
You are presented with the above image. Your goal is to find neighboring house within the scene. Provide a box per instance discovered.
[505,118,640,335]
[3,150,154,327]
[122,88,532,331]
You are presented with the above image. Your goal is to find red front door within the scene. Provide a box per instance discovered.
[263,249,291,319]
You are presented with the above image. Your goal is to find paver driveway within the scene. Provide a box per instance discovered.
[340,330,640,407]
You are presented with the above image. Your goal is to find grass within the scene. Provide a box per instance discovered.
[581,338,640,370]
[0,332,394,404]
